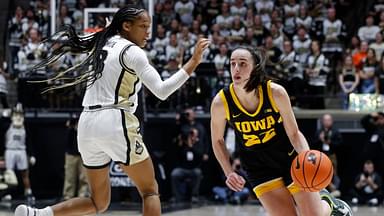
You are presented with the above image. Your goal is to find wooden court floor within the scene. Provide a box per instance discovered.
[0,204,383,215]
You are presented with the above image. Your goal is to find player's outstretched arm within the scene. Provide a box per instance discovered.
[128,38,209,100]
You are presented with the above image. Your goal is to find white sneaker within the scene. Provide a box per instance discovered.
[15,205,37,216]
[14,205,52,216]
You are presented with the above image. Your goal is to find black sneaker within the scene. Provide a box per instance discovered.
[320,189,353,216]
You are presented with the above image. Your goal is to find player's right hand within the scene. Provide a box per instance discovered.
[191,38,210,64]
[226,171,246,192]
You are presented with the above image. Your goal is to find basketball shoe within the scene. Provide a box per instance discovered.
[14,205,53,216]
[320,189,353,216]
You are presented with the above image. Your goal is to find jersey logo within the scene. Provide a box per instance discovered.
[135,140,144,155]
[264,108,273,113]
[232,113,241,118]
[288,149,295,156]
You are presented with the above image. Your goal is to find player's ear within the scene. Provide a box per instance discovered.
[122,21,132,32]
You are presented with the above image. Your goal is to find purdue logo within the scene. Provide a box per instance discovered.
[135,140,144,155]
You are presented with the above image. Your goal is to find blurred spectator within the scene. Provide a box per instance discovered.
[375,56,384,94]
[321,7,346,64]
[21,7,39,35]
[369,32,384,61]
[215,2,233,37]
[360,112,384,177]
[279,40,303,107]
[255,0,274,28]
[72,0,87,33]
[62,115,88,200]
[358,15,380,43]
[352,41,368,69]
[243,27,258,47]
[270,22,285,51]
[252,15,270,46]
[58,4,73,28]
[171,128,203,202]
[304,40,329,109]
[283,0,299,39]
[351,160,382,206]
[230,0,247,18]
[359,48,377,93]
[16,28,48,77]
[179,107,209,160]
[212,42,230,96]
[264,35,282,78]
[295,4,312,31]
[348,36,361,56]
[205,0,221,27]
[8,6,25,73]
[0,60,10,109]
[212,158,250,205]
[179,25,197,50]
[378,11,384,31]
[244,8,255,29]
[165,33,182,62]
[314,114,342,197]
[161,0,178,29]
[338,55,359,109]
[174,0,195,26]
[228,16,246,48]
[293,26,312,66]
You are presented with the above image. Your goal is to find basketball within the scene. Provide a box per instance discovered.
[290,150,333,192]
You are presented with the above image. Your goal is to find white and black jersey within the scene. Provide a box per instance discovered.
[305,54,330,86]
[5,126,26,150]
[322,19,346,53]
[293,37,312,64]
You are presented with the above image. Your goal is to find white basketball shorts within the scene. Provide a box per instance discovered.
[78,109,149,169]
[5,149,28,171]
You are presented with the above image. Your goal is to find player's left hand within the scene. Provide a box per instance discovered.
[29,156,36,166]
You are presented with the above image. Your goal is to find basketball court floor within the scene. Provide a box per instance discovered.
[0,204,383,215]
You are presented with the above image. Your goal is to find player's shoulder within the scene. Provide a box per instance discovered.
[268,81,287,97]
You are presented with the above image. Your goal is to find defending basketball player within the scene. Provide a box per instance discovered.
[210,47,352,216]
[15,5,209,216]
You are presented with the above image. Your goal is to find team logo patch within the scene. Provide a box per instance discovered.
[135,140,144,155]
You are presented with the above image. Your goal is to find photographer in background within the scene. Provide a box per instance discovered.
[171,128,203,203]
[314,114,342,197]
[361,112,384,179]
[212,158,250,205]
[351,160,382,206]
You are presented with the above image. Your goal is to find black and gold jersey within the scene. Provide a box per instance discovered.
[219,80,295,183]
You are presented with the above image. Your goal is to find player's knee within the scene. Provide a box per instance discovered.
[140,182,159,199]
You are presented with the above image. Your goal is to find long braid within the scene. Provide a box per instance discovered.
[32,6,144,92]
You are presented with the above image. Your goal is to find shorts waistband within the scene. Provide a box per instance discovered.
[83,104,132,112]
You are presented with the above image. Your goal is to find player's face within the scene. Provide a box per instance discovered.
[11,113,24,127]
[230,49,254,86]
[125,11,151,48]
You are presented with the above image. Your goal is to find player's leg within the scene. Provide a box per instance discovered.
[254,178,297,216]
[121,158,161,216]
[15,165,111,216]
[293,189,353,216]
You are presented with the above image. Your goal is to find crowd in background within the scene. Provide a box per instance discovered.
[1,0,384,111]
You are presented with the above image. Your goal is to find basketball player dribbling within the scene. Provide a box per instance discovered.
[15,5,209,216]
[210,47,352,216]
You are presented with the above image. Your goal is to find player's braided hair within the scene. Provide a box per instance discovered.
[32,5,145,92]
[233,46,268,92]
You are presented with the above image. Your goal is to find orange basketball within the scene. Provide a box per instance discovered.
[290,150,333,192]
